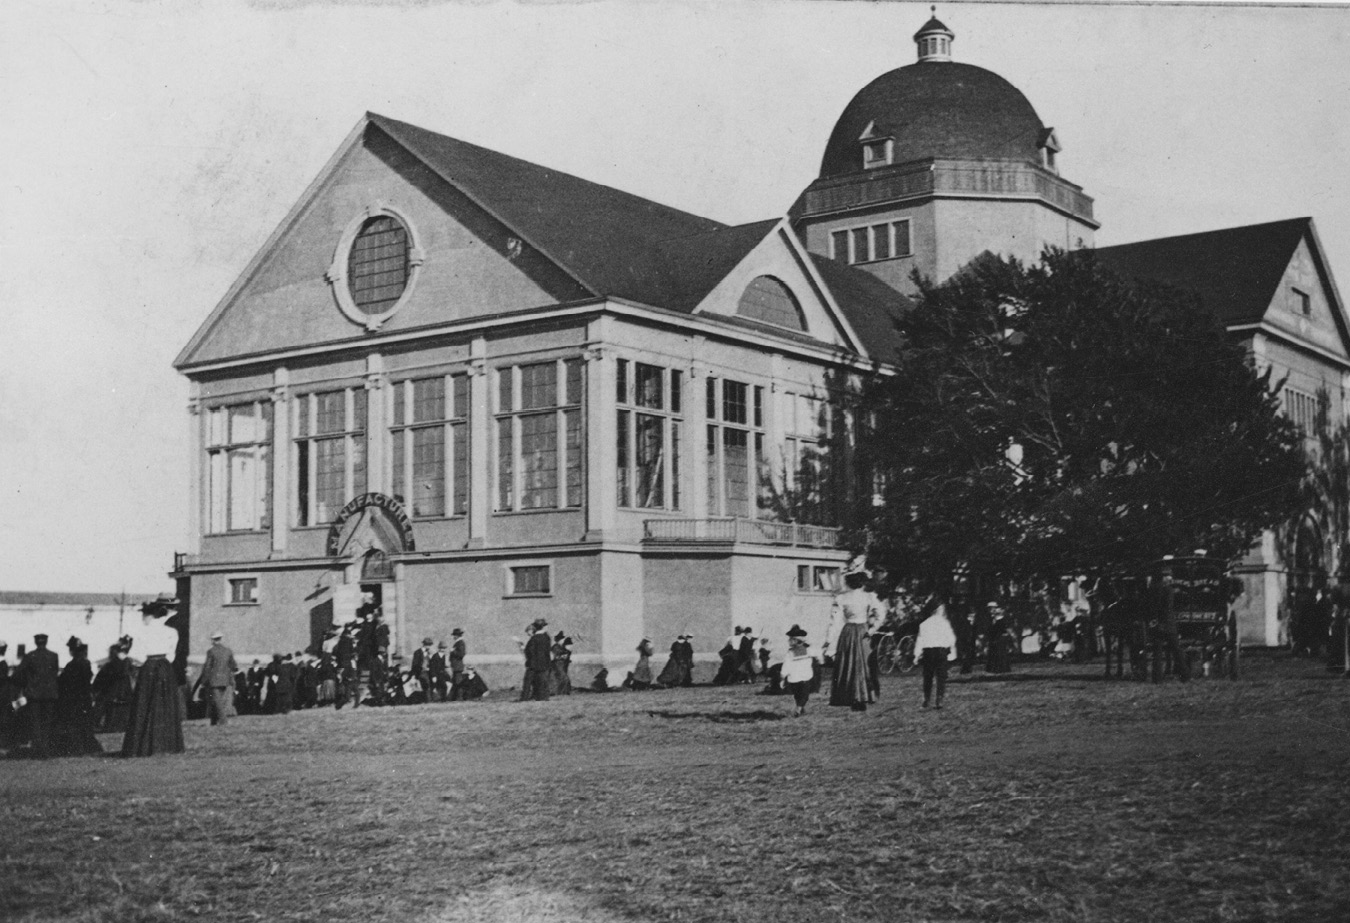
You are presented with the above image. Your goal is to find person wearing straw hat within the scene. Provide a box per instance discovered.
[122,601,186,757]
[782,625,818,717]
[200,631,238,726]
[824,556,880,712]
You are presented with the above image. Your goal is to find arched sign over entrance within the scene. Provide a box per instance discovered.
[325,492,416,558]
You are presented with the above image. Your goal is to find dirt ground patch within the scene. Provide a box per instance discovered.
[3,654,1348,923]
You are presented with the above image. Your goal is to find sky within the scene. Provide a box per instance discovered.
[1,0,1348,594]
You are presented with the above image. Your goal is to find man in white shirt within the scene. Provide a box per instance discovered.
[915,599,958,709]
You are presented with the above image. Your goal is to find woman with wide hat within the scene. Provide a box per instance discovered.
[824,557,880,712]
[121,597,186,756]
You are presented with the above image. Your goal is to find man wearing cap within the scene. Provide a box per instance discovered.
[520,619,552,701]
[201,631,238,726]
[14,633,60,758]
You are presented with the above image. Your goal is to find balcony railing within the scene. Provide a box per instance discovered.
[801,158,1096,226]
[642,518,842,549]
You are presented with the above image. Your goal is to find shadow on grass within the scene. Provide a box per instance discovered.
[645,708,788,723]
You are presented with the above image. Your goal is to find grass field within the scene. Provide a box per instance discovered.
[3,653,1348,923]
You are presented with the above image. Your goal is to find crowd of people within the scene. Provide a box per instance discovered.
[3,600,187,759]
[2,568,974,759]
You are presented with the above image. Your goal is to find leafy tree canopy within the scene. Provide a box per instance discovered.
[855,248,1307,592]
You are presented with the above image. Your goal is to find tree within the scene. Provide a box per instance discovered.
[1300,395,1350,581]
[854,248,1307,593]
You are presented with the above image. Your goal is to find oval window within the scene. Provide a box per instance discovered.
[347,215,410,315]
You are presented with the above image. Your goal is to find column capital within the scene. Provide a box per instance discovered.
[466,357,487,379]
[270,385,290,404]
[187,397,202,416]
[583,344,607,363]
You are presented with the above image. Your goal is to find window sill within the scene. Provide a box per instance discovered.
[205,530,270,537]
[224,601,261,608]
[504,593,553,599]
[850,253,914,267]
[491,507,583,517]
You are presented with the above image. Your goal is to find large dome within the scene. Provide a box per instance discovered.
[819,62,1048,179]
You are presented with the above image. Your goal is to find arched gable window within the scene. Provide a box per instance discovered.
[736,276,806,331]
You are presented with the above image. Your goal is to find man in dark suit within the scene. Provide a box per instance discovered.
[14,633,60,758]
[519,619,552,701]
[411,637,435,704]
[201,632,238,726]
[448,629,467,701]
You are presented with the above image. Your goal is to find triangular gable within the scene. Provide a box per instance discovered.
[690,218,866,357]
[1094,217,1350,365]
[176,116,592,369]
[1256,223,1350,363]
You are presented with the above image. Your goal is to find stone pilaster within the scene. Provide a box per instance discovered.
[185,383,202,556]
[270,367,290,555]
[467,337,489,547]
[584,334,616,540]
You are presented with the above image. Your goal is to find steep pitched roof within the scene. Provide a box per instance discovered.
[369,113,728,307]
[808,255,909,363]
[1093,218,1311,327]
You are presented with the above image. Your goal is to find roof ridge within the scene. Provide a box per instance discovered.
[1096,216,1311,252]
[368,112,726,240]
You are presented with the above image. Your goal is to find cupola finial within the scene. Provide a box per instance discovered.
[914,8,955,63]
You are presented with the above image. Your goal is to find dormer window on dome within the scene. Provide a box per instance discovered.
[859,121,894,170]
[737,276,806,331]
[1039,128,1062,174]
[914,11,954,63]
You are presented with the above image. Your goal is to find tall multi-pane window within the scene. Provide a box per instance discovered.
[706,376,763,518]
[1283,387,1325,437]
[206,401,273,533]
[295,387,367,526]
[785,391,841,525]
[390,374,468,518]
[616,359,683,510]
[495,359,583,511]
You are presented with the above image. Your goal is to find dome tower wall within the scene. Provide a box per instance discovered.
[793,15,1098,296]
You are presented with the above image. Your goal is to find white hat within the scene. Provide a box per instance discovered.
[843,554,870,576]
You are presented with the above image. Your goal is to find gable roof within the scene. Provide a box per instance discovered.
[179,113,910,368]
[1092,218,1312,327]
[369,113,730,308]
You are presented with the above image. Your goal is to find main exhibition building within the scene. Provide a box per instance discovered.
[170,15,1349,675]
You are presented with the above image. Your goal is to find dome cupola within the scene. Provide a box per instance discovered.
[914,8,954,62]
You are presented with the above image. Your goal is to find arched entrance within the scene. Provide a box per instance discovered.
[323,493,414,654]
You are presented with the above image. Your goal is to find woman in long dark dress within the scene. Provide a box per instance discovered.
[630,638,656,689]
[54,639,103,757]
[656,634,689,687]
[551,634,573,695]
[122,605,186,757]
[825,571,879,712]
